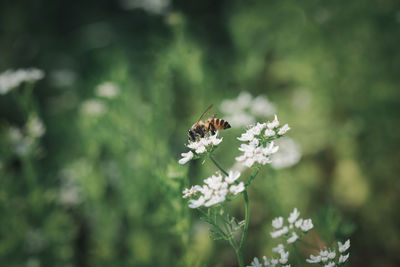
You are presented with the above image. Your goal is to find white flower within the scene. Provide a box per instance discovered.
[187,132,223,154]
[225,170,241,184]
[272,217,284,229]
[182,186,197,198]
[178,151,194,165]
[324,262,335,267]
[81,99,107,115]
[279,250,289,264]
[287,232,299,243]
[295,218,303,228]
[185,171,246,208]
[188,196,207,209]
[267,114,280,129]
[270,226,289,238]
[0,68,44,95]
[338,253,349,264]
[288,208,300,224]
[265,129,275,137]
[301,219,313,232]
[338,239,350,253]
[225,113,256,128]
[271,137,301,169]
[229,182,245,195]
[250,95,276,117]
[26,116,46,138]
[272,244,285,253]
[238,123,266,142]
[306,254,322,263]
[278,124,291,135]
[248,257,263,267]
[95,81,120,98]
[204,173,223,190]
[328,250,336,259]
[120,0,170,15]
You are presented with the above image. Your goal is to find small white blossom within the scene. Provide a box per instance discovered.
[267,115,280,129]
[270,226,289,238]
[338,239,350,253]
[272,244,285,253]
[81,99,107,115]
[264,128,275,137]
[288,208,300,224]
[250,95,276,117]
[328,250,336,259]
[295,218,303,228]
[338,253,349,264]
[301,219,314,232]
[306,254,322,263]
[279,250,289,264]
[95,81,120,98]
[248,257,263,267]
[272,217,284,229]
[120,0,170,15]
[182,186,198,198]
[278,124,291,135]
[225,170,241,184]
[188,196,206,209]
[229,182,245,195]
[287,232,299,243]
[324,262,335,267]
[26,116,46,138]
[178,151,194,165]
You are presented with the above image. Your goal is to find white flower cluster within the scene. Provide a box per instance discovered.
[178,132,223,165]
[220,91,276,127]
[306,239,350,266]
[270,208,313,244]
[248,244,290,267]
[81,99,107,115]
[120,0,170,14]
[271,137,301,170]
[95,81,120,99]
[235,115,290,168]
[182,171,243,208]
[0,68,45,95]
[8,116,46,156]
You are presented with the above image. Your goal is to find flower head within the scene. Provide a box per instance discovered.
[270,208,313,244]
[184,171,244,208]
[0,68,44,95]
[307,239,350,266]
[236,115,290,169]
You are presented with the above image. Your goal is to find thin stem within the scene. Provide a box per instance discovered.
[293,243,303,267]
[209,155,229,176]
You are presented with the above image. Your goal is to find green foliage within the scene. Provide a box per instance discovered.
[0,0,399,266]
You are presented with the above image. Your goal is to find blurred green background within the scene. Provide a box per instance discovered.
[1,0,399,266]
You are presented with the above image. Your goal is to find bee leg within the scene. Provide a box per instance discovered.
[188,130,196,141]
[209,123,216,135]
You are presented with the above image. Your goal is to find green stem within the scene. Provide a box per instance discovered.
[209,155,245,267]
[293,243,303,267]
[209,155,229,176]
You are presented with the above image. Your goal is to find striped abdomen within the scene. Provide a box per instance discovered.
[205,118,231,131]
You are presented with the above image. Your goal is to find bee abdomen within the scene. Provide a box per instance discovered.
[213,119,231,130]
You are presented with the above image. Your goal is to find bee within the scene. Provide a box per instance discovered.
[187,104,231,141]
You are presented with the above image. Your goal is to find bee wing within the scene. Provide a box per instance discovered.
[197,104,214,122]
